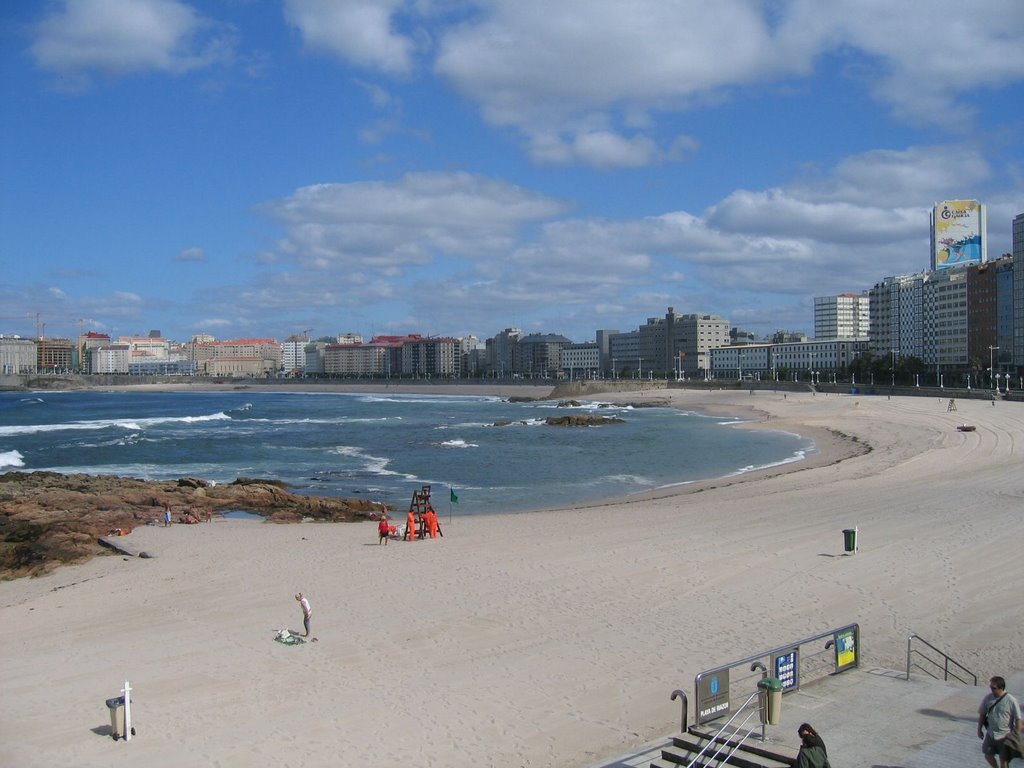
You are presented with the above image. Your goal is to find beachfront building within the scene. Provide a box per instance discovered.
[37,337,74,373]
[193,338,282,377]
[608,330,641,378]
[485,328,523,378]
[92,344,131,374]
[401,336,460,377]
[814,293,870,340]
[0,335,37,374]
[324,342,387,376]
[1013,212,1024,368]
[518,333,572,379]
[595,329,619,377]
[869,272,925,362]
[967,256,1014,382]
[709,339,870,381]
[460,335,485,377]
[624,308,730,377]
[709,343,771,380]
[675,312,731,375]
[560,341,600,379]
[281,335,309,376]
[78,332,111,373]
[921,266,969,371]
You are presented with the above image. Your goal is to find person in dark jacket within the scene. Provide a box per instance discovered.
[796,723,831,768]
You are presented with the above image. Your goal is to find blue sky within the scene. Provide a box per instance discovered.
[2,0,1023,345]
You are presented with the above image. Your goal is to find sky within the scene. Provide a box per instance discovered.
[2,0,1023,345]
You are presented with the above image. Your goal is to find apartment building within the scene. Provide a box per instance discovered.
[814,294,869,340]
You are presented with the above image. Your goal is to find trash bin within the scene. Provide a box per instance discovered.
[106,696,125,740]
[757,677,783,725]
[842,528,858,553]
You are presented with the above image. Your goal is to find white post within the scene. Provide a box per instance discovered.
[855,526,859,554]
[123,680,132,741]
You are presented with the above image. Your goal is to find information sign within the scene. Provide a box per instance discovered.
[834,626,858,672]
[772,649,799,692]
[696,669,731,724]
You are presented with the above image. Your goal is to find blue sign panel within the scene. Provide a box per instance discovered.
[772,649,799,692]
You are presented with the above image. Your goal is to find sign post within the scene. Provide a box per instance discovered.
[123,680,132,742]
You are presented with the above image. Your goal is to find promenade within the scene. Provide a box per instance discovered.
[595,668,1024,768]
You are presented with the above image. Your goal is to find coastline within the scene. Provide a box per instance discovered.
[3,387,1022,768]
[80,379,864,510]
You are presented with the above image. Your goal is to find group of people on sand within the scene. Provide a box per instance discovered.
[373,510,442,544]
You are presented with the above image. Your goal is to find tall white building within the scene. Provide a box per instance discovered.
[282,335,308,375]
[869,273,925,361]
[1013,211,1024,368]
[814,294,869,340]
[921,267,969,368]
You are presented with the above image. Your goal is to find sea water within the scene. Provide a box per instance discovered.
[0,389,811,515]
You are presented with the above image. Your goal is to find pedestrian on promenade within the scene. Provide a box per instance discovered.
[295,592,312,637]
[796,723,831,768]
[978,676,1022,768]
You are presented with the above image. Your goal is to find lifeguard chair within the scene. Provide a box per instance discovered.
[404,485,442,540]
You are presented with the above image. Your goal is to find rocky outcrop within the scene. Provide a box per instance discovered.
[544,415,625,426]
[0,471,389,579]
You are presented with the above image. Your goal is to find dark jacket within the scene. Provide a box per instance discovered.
[796,743,831,768]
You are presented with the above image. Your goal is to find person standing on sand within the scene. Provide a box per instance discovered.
[978,676,1022,768]
[378,515,389,545]
[295,592,312,637]
[163,504,171,527]
[796,723,831,768]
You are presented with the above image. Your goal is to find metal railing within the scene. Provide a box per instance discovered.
[683,690,761,768]
[692,623,859,729]
[906,633,977,685]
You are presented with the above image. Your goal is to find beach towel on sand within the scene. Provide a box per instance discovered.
[274,629,305,646]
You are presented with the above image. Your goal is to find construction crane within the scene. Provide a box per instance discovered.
[301,328,312,340]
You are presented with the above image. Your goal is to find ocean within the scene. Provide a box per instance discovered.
[0,389,812,515]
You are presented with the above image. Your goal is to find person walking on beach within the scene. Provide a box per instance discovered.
[796,723,831,768]
[978,676,1022,768]
[163,503,171,527]
[295,592,312,637]
[378,515,390,545]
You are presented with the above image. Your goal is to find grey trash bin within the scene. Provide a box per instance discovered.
[106,696,125,740]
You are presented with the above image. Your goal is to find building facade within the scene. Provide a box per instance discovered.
[1013,212,1024,368]
[814,293,870,340]
[0,336,37,374]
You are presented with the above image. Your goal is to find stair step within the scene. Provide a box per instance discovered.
[657,730,796,768]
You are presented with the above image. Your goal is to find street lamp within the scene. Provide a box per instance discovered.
[989,345,999,390]
[891,349,899,387]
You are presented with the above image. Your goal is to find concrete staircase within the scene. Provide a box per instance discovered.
[650,725,796,768]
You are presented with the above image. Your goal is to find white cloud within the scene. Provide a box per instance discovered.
[283,0,416,74]
[174,247,206,262]
[263,171,570,272]
[31,0,234,85]
[430,0,1024,167]
[797,0,1024,126]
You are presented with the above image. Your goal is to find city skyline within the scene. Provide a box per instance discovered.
[2,1,1023,344]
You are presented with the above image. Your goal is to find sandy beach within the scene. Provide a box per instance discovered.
[2,386,1022,767]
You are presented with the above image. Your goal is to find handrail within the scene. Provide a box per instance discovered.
[696,623,855,682]
[670,689,688,733]
[692,623,858,728]
[684,690,760,768]
[906,633,977,685]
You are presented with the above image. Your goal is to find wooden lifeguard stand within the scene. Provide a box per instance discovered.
[404,485,442,540]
